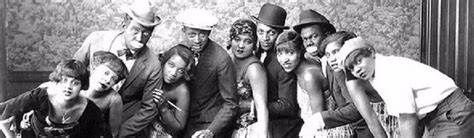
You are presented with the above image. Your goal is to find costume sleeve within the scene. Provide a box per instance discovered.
[267,65,299,117]
[73,32,96,66]
[207,56,238,134]
[0,88,43,120]
[119,65,162,136]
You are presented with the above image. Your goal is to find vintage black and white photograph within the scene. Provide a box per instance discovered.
[0,0,472,137]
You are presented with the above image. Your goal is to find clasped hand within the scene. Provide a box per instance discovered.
[153,88,168,108]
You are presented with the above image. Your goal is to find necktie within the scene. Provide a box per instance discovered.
[117,49,134,60]
[193,53,200,65]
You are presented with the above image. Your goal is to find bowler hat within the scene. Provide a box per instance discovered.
[251,3,289,29]
[293,9,335,33]
[122,1,161,27]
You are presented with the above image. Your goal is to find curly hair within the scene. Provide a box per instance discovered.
[49,59,89,90]
[160,44,195,82]
[227,19,257,50]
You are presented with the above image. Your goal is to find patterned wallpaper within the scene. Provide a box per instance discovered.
[5,0,420,71]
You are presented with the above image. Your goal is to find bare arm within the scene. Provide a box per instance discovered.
[399,113,419,138]
[160,84,190,135]
[301,68,326,113]
[247,63,269,138]
[346,80,387,138]
[109,93,123,137]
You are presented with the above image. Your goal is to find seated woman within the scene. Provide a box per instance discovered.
[275,30,353,137]
[149,44,194,137]
[81,51,127,137]
[0,60,106,137]
[227,19,269,138]
[337,37,474,137]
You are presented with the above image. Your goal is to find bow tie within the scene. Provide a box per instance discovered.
[117,49,134,60]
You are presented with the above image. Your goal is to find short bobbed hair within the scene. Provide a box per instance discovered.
[275,30,305,56]
[49,59,89,90]
[91,51,128,83]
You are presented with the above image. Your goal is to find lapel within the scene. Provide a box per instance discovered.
[120,47,148,91]
[191,41,215,89]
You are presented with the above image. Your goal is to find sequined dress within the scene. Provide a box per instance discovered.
[232,60,261,138]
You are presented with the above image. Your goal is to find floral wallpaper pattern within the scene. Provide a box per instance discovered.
[5,0,420,71]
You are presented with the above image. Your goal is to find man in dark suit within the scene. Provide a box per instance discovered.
[252,3,303,138]
[293,10,381,137]
[73,1,162,137]
[176,8,238,138]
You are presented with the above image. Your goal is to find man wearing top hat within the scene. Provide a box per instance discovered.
[176,8,238,138]
[74,1,162,136]
[293,9,376,137]
[252,3,303,138]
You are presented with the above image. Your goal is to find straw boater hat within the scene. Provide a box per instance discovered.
[293,9,336,33]
[122,0,161,27]
[251,3,289,30]
[336,37,375,71]
[176,8,218,31]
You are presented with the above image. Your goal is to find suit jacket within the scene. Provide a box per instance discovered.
[261,49,303,138]
[74,31,162,136]
[321,65,364,128]
[183,40,238,137]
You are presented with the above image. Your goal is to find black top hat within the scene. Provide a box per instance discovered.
[251,3,289,29]
[293,9,336,33]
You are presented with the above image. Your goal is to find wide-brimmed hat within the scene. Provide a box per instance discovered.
[337,37,374,71]
[122,1,161,27]
[293,9,335,33]
[176,8,218,31]
[251,3,289,29]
